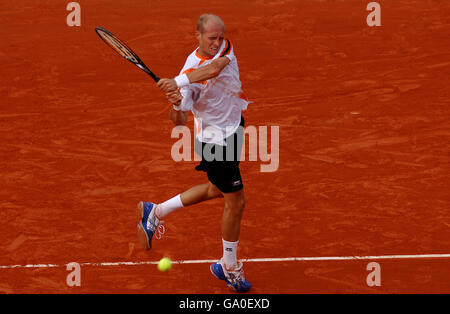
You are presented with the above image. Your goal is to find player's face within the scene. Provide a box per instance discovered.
[197,22,225,58]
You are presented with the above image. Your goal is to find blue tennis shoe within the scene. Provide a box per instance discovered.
[210,259,251,293]
[137,201,165,250]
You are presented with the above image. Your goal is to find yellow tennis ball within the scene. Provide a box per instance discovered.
[157,257,172,272]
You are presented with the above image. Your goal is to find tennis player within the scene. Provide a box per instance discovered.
[137,14,251,293]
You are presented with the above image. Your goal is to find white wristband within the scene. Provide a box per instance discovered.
[174,74,190,88]
[172,104,181,111]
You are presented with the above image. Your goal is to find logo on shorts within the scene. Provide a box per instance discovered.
[232,180,241,187]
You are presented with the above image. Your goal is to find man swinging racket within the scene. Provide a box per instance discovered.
[136,13,251,293]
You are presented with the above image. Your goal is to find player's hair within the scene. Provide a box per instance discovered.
[197,14,225,33]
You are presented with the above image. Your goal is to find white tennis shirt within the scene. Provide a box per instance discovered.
[179,40,249,145]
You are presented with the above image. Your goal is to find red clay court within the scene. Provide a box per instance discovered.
[0,0,449,294]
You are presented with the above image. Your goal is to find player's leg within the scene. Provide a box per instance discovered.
[221,189,245,243]
[181,181,223,206]
[137,181,222,250]
[155,181,222,219]
[208,118,251,292]
[203,165,245,268]
[207,165,250,292]
[221,188,245,268]
[210,187,251,292]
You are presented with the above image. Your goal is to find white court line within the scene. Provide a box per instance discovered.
[1,253,450,270]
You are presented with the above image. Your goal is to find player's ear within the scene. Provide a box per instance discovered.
[195,30,201,41]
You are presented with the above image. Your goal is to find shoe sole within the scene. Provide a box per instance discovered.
[137,202,151,250]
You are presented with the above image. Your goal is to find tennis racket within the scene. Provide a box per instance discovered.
[95,26,160,82]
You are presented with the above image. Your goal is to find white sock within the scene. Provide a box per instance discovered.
[222,239,239,269]
[157,194,184,219]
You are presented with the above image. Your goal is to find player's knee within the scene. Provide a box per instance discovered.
[225,191,245,213]
[207,182,223,199]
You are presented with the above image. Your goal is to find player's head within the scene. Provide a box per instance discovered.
[196,14,225,58]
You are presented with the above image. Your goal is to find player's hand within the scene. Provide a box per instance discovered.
[166,90,182,105]
[157,78,178,93]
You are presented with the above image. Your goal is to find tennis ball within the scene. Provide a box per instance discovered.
[157,257,172,272]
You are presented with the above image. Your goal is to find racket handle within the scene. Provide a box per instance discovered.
[136,64,159,82]
[147,71,160,83]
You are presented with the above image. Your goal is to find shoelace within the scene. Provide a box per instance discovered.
[154,223,165,240]
[224,262,245,283]
[146,205,166,240]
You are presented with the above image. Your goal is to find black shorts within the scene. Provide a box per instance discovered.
[194,116,245,193]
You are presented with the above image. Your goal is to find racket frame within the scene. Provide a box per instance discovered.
[95,26,160,82]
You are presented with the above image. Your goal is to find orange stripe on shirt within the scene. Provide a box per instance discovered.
[195,49,213,64]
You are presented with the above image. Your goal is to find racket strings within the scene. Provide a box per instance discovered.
[98,30,138,63]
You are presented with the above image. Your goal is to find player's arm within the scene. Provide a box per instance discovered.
[166,90,188,126]
[185,57,230,83]
[157,57,230,93]
[169,106,188,126]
